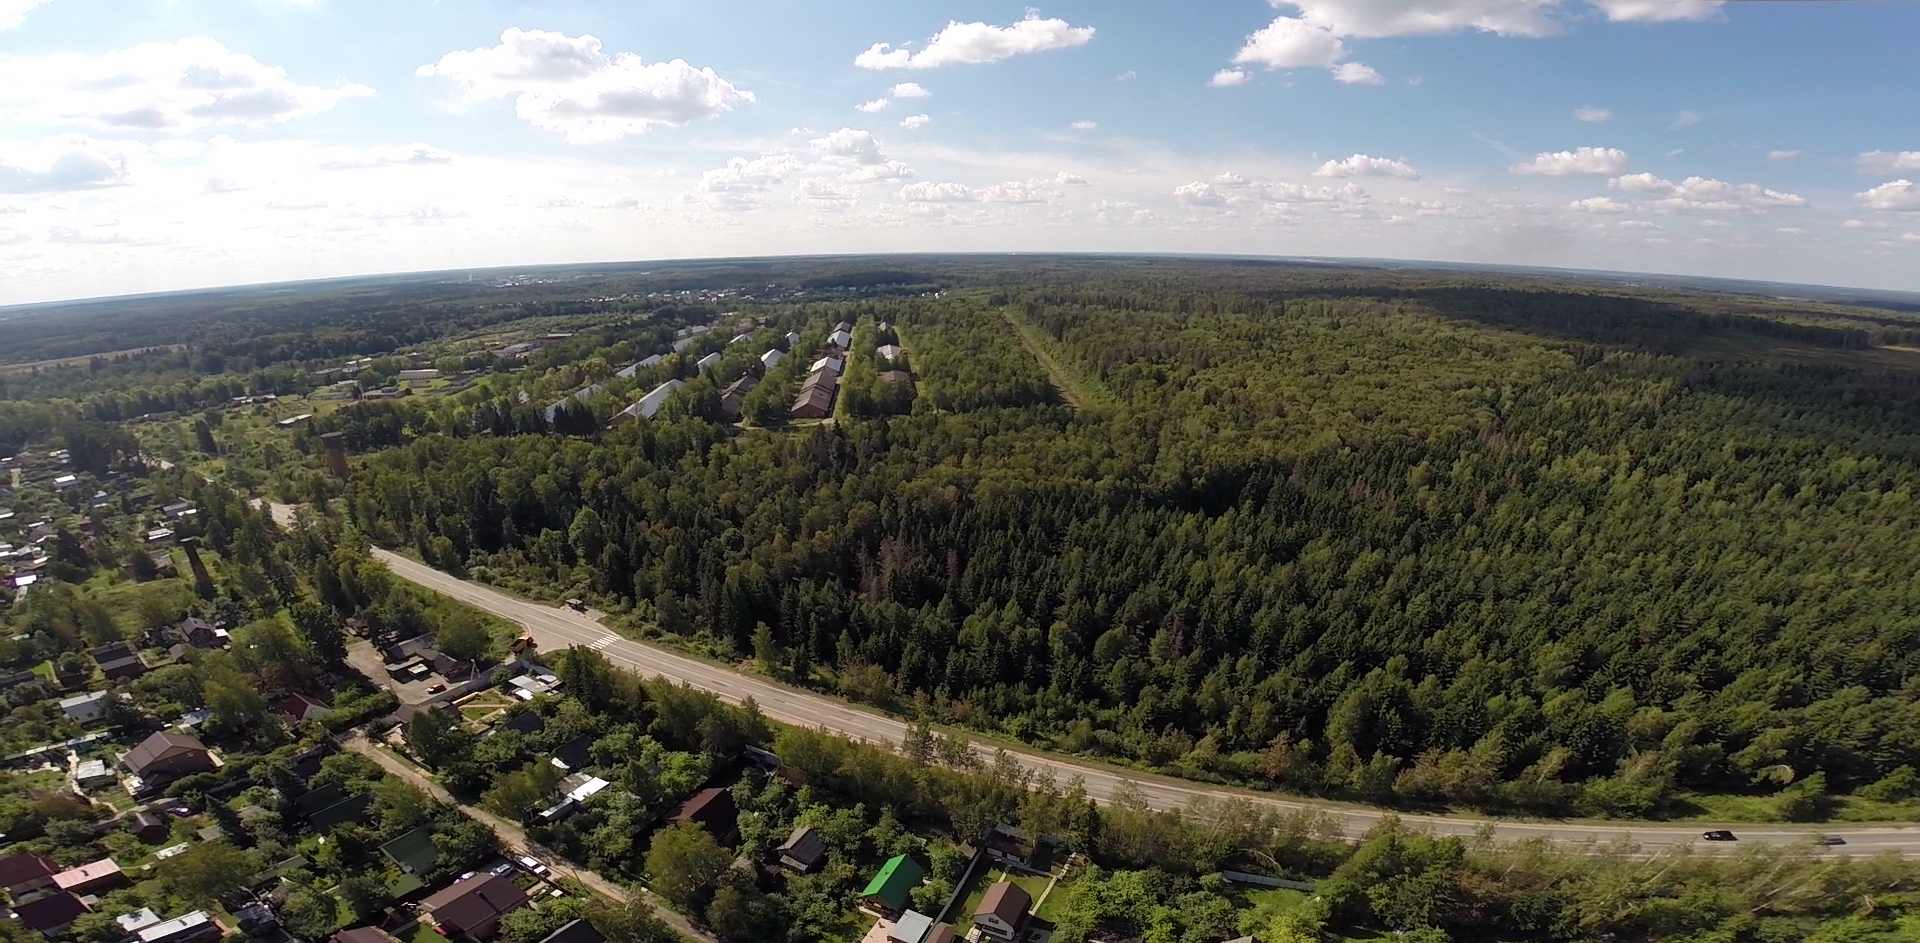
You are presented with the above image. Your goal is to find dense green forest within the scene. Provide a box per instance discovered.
[299,268,1920,821]
[15,257,1920,941]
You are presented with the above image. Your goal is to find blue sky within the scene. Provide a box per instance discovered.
[1,0,1917,303]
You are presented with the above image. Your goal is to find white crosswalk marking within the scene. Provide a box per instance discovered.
[588,634,619,651]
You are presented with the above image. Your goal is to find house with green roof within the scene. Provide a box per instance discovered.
[379,824,440,876]
[859,854,925,917]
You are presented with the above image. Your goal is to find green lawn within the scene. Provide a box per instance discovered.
[819,908,874,943]
[1240,886,1309,912]
[957,868,1054,924]
[408,922,450,943]
[1032,870,1079,923]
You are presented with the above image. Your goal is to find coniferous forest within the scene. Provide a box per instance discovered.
[16,257,1920,943]
[286,259,1920,822]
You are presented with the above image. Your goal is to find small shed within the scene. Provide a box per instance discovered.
[775,825,827,873]
[129,810,169,841]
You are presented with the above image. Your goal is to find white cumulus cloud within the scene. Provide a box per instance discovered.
[900,115,931,130]
[1275,0,1563,39]
[1233,17,1349,69]
[981,178,1070,203]
[1511,146,1630,176]
[855,99,889,113]
[890,83,931,98]
[1611,173,1809,212]
[810,127,887,165]
[1858,152,1920,174]
[1567,197,1631,213]
[418,28,752,144]
[1314,154,1419,179]
[899,182,976,203]
[1574,106,1611,122]
[855,12,1094,70]
[686,153,801,211]
[1332,62,1384,84]
[0,38,370,132]
[1588,0,1725,22]
[1767,150,1802,162]
[1858,180,1920,212]
[841,161,914,183]
[1209,69,1251,87]
[1070,119,1099,130]
[0,136,138,193]
[1174,182,1228,207]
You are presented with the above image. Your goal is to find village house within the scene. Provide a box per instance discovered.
[606,380,684,429]
[53,858,127,895]
[789,385,835,421]
[775,825,827,873]
[173,617,226,649]
[886,912,958,943]
[332,928,400,943]
[972,881,1034,943]
[90,642,146,681]
[13,892,87,934]
[667,787,738,844]
[135,911,222,943]
[274,693,331,724]
[720,374,760,421]
[121,732,217,790]
[0,853,60,897]
[419,874,530,942]
[59,691,109,724]
[858,854,924,918]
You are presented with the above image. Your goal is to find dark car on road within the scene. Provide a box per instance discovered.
[1815,835,1847,846]
[1703,830,1738,842]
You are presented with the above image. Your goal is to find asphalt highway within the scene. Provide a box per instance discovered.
[366,546,1920,858]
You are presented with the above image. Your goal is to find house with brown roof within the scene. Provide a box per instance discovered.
[331,927,399,943]
[0,853,60,896]
[419,874,530,941]
[878,370,914,385]
[274,693,331,724]
[790,386,834,420]
[720,374,760,420]
[90,642,146,681]
[13,892,87,933]
[971,881,1032,943]
[122,732,217,788]
[667,787,738,844]
[172,617,226,649]
[53,858,127,895]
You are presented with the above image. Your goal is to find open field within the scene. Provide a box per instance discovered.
[0,344,185,372]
